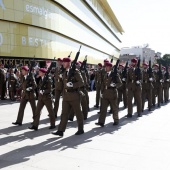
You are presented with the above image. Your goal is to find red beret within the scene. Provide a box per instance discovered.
[105,62,112,67]
[104,59,109,63]
[76,61,81,65]
[63,57,71,62]
[21,66,29,71]
[143,62,149,66]
[57,58,63,62]
[39,68,47,73]
[131,58,138,63]
[162,66,166,70]
[154,64,159,67]
[79,61,82,64]
[98,63,102,67]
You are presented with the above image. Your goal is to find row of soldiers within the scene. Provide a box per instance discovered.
[10,54,170,137]
[94,58,170,127]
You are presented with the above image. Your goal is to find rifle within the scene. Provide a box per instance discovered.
[158,63,163,80]
[67,45,81,82]
[148,58,152,78]
[110,56,114,63]
[110,59,120,82]
[135,58,141,81]
[80,55,87,72]
[122,61,128,79]
[40,57,56,91]
[60,51,72,74]
[26,56,36,88]
[165,65,169,80]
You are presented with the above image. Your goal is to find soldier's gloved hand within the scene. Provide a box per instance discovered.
[100,93,103,98]
[149,78,153,81]
[66,82,73,87]
[166,79,170,82]
[39,90,44,95]
[122,78,126,81]
[160,79,164,83]
[110,83,116,87]
[26,87,32,91]
[59,74,62,78]
[136,80,140,84]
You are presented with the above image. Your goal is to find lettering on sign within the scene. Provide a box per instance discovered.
[25,4,54,20]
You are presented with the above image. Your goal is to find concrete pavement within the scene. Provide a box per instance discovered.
[1,91,170,170]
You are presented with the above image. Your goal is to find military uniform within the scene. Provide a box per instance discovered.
[94,68,102,107]
[31,75,56,129]
[127,66,142,117]
[162,71,169,103]
[12,70,37,125]
[96,66,122,125]
[8,72,17,100]
[142,69,153,111]
[152,70,163,107]
[117,70,127,108]
[53,66,63,117]
[54,68,84,135]
[0,68,6,100]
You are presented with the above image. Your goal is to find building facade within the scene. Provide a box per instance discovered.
[0,0,123,65]
[120,46,156,65]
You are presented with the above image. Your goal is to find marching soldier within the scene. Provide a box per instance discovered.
[0,64,6,100]
[141,62,154,112]
[95,61,122,127]
[8,68,18,101]
[12,66,37,126]
[52,57,84,136]
[152,64,163,107]
[162,66,170,103]
[69,61,88,120]
[126,58,142,117]
[53,58,64,118]
[28,68,56,130]
[94,63,103,108]
[117,63,127,108]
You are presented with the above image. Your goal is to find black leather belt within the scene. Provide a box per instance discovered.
[143,81,148,83]
[107,87,116,90]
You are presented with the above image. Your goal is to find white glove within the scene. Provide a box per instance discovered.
[66,82,73,87]
[160,79,164,83]
[136,80,140,84]
[39,90,44,95]
[59,74,62,78]
[149,78,153,81]
[26,87,32,91]
[100,93,103,98]
[166,79,170,82]
[122,78,126,81]
[110,83,116,87]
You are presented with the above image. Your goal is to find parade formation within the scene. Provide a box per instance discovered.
[0,47,170,138]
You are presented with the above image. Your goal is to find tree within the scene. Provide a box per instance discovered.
[157,54,170,66]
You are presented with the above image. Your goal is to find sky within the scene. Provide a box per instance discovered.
[108,0,170,56]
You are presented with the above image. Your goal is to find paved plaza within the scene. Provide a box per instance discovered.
[0,91,170,170]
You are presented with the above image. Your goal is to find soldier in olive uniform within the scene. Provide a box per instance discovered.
[12,66,37,126]
[117,63,127,108]
[162,66,170,103]
[142,62,154,112]
[54,58,64,118]
[0,64,6,100]
[29,68,56,130]
[95,62,122,126]
[127,58,142,117]
[94,63,103,108]
[52,57,84,137]
[8,68,18,101]
[152,64,163,107]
